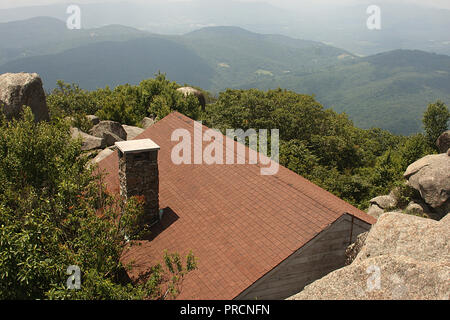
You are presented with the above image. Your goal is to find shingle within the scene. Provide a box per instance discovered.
[97,112,376,300]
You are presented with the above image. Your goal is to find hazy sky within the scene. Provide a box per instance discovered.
[1,0,450,10]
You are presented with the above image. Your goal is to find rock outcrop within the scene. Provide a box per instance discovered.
[123,125,144,140]
[288,212,450,300]
[86,115,100,126]
[404,153,450,217]
[92,148,115,164]
[141,117,155,129]
[405,200,431,217]
[367,149,450,220]
[345,231,368,265]
[370,195,397,210]
[0,72,49,122]
[367,204,385,219]
[89,120,127,147]
[71,127,105,151]
[436,130,450,154]
[367,192,399,219]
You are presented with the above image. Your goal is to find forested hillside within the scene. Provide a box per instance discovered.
[1,1,449,56]
[247,49,450,135]
[1,19,448,135]
[47,75,448,210]
[0,17,149,65]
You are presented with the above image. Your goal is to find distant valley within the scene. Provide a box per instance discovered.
[1,17,449,135]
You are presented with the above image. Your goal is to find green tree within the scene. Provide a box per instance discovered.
[0,108,196,299]
[398,133,436,170]
[422,100,449,146]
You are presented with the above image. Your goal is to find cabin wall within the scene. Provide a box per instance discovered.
[235,214,371,300]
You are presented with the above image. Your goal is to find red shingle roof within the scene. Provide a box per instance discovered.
[97,112,376,300]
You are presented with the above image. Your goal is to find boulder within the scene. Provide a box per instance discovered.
[141,117,155,129]
[345,232,368,265]
[0,72,49,122]
[405,200,430,217]
[89,120,127,147]
[123,124,144,140]
[436,130,450,154]
[367,204,384,219]
[355,213,449,264]
[86,115,100,126]
[103,132,124,147]
[70,127,105,151]
[92,148,115,164]
[404,153,450,216]
[288,212,450,300]
[370,195,397,210]
[288,255,449,300]
[441,213,450,224]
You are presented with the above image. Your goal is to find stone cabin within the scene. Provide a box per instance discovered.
[97,112,376,300]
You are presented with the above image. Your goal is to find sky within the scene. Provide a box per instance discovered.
[1,0,450,10]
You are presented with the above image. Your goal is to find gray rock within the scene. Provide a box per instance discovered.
[86,115,100,126]
[288,212,450,300]
[405,201,429,216]
[345,232,368,265]
[356,212,449,264]
[123,124,144,140]
[0,72,49,122]
[436,130,450,154]
[370,195,397,210]
[141,117,155,129]
[441,213,450,224]
[103,132,124,147]
[92,148,114,164]
[288,255,449,300]
[367,204,384,219]
[90,120,127,146]
[70,127,105,151]
[404,153,450,216]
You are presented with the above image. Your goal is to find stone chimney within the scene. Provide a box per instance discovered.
[115,139,160,225]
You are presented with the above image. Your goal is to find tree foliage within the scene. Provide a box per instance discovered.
[203,88,438,208]
[0,108,196,300]
[422,100,450,147]
[48,73,204,127]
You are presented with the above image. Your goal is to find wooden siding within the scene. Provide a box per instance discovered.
[235,214,371,300]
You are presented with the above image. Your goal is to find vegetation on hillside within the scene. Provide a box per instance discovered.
[0,107,197,300]
[47,75,448,209]
[2,20,449,135]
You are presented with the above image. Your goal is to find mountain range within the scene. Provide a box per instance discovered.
[1,16,449,135]
[1,1,449,56]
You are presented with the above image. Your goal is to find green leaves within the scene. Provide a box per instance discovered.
[422,100,449,147]
[202,87,443,209]
[0,109,195,299]
[48,75,203,127]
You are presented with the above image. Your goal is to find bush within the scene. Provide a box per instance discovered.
[0,108,196,299]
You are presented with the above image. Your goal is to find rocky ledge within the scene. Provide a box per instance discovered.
[288,212,450,300]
